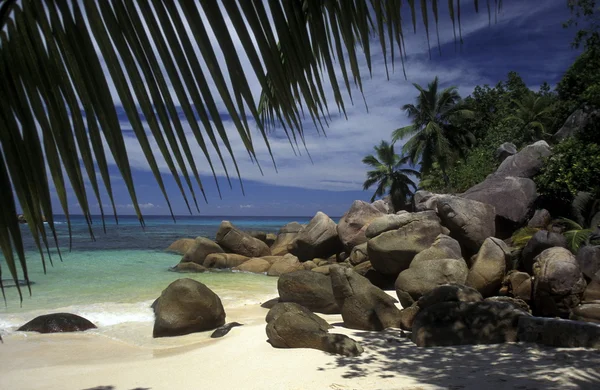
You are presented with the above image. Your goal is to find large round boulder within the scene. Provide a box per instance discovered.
[169,262,208,273]
[18,313,97,333]
[233,258,271,274]
[289,212,343,261]
[179,237,224,265]
[495,141,552,179]
[278,271,339,314]
[166,238,196,255]
[436,195,496,255]
[203,253,249,269]
[466,237,511,297]
[348,242,369,266]
[527,209,552,229]
[265,302,332,330]
[461,175,537,237]
[366,211,446,276]
[330,265,402,331]
[501,270,532,302]
[532,247,587,318]
[153,278,226,338]
[270,222,304,256]
[337,200,385,251]
[265,310,363,357]
[576,245,600,280]
[570,302,600,324]
[584,270,600,301]
[395,257,468,301]
[521,230,567,274]
[215,221,271,258]
[267,254,303,276]
[412,300,529,347]
[496,142,517,163]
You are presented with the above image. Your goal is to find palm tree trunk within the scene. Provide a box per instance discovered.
[441,167,450,188]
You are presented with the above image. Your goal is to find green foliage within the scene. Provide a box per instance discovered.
[564,0,600,49]
[392,77,474,187]
[511,227,541,250]
[557,217,593,253]
[535,138,600,204]
[362,141,420,212]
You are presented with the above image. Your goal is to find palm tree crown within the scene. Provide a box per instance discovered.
[392,77,474,185]
[508,93,555,141]
[362,141,420,212]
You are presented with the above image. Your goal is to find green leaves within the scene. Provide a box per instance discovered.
[0,0,490,300]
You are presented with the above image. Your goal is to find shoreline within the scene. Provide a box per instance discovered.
[2,291,600,390]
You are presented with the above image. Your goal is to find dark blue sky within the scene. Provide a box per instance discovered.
[66,0,582,218]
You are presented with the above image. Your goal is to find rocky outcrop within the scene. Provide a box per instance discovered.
[352,261,396,290]
[267,254,303,276]
[576,245,600,280]
[371,198,393,214]
[289,212,343,261]
[216,221,271,258]
[366,211,447,276]
[436,195,496,255]
[466,237,511,297]
[533,247,587,318]
[169,262,208,273]
[395,257,469,302]
[179,237,224,265]
[517,316,600,348]
[337,201,384,251]
[496,142,517,163]
[495,141,552,179]
[521,230,567,274]
[462,175,537,236]
[330,265,402,330]
[153,278,225,338]
[233,258,271,273]
[486,296,531,313]
[166,238,196,255]
[554,108,599,141]
[278,271,339,314]
[18,313,97,333]
[527,209,552,229]
[584,271,600,301]
[265,302,332,330]
[270,222,304,256]
[412,300,529,347]
[570,302,600,324]
[204,253,249,269]
[395,235,468,301]
[210,322,243,338]
[348,242,368,266]
[501,270,532,302]
[265,308,363,357]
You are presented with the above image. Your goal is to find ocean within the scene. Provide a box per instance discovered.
[0,215,313,346]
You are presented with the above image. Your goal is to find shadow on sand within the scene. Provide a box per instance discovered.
[319,329,600,389]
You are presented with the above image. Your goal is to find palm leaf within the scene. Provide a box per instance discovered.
[0,0,492,299]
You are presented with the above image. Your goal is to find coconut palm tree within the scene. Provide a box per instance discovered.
[508,93,556,141]
[0,0,499,298]
[392,77,474,186]
[362,141,420,212]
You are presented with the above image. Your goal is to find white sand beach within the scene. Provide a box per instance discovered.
[2,299,600,390]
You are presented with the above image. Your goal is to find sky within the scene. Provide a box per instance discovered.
[60,0,583,218]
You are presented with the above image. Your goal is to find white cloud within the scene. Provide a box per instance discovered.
[239,204,253,209]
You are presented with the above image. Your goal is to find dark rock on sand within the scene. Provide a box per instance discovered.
[412,300,529,347]
[265,310,362,357]
[210,322,243,338]
[278,271,339,314]
[265,302,331,330]
[330,265,402,331]
[153,278,225,338]
[18,313,97,333]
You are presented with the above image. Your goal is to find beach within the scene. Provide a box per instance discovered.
[2,304,600,390]
[2,215,600,390]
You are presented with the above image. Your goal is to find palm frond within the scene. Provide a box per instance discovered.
[1,0,493,299]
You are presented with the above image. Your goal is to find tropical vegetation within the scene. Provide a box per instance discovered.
[391,77,474,187]
[361,141,419,212]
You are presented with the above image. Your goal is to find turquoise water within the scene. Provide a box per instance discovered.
[0,216,312,337]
